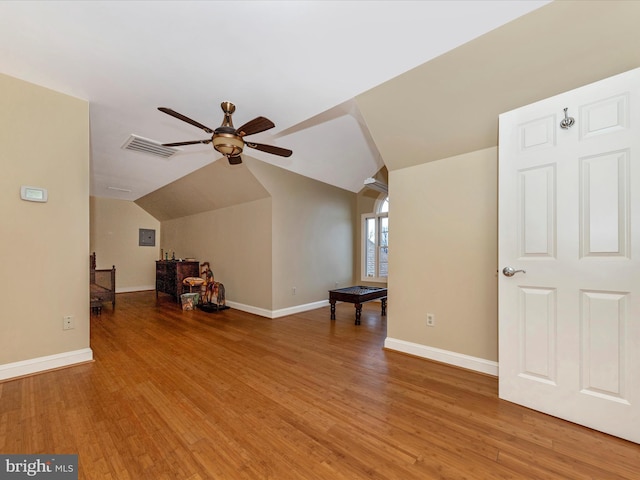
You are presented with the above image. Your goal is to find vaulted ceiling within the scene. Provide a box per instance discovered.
[357,0,640,172]
[0,1,549,201]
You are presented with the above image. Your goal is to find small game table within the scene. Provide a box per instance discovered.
[328,286,387,325]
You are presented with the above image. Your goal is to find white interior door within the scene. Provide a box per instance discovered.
[498,68,640,444]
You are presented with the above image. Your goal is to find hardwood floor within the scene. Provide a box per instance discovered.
[1,291,638,479]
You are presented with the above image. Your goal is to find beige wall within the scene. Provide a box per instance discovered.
[246,158,354,311]
[356,1,640,174]
[161,197,273,310]
[0,73,90,366]
[387,148,498,361]
[90,196,161,291]
[157,157,354,314]
[355,1,640,368]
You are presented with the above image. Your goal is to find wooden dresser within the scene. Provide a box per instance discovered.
[156,260,200,302]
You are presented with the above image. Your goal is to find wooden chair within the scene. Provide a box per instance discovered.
[90,252,116,312]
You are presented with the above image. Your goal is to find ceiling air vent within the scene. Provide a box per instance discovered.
[122,134,178,158]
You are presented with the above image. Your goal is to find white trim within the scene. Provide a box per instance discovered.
[272,300,329,318]
[225,300,272,318]
[225,300,330,319]
[361,211,389,283]
[116,285,154,293]
[374,194,389,214]
[384,337,498,377]
[0,348,94,381]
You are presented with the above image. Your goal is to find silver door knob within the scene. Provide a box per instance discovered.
[502,266,526,277]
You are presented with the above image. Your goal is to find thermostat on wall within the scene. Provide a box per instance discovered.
[20,186,48,202]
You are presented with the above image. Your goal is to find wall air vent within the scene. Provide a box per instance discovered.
[122,134,178,158]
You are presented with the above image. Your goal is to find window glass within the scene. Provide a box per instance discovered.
[362,196,389,281]
[365,217,376,277]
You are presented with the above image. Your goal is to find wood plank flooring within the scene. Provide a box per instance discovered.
[1,291,639,479]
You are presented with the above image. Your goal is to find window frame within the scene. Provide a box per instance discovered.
[361,197,389,283]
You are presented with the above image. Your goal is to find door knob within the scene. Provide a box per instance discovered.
[502,266,526,277]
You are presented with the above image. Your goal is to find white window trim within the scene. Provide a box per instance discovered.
[374,196,388,214]
[361,211,388,283]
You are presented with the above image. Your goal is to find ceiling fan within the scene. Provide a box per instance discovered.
[158,101,293,165]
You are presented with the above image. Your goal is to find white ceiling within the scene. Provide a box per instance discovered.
[0,0,550,201]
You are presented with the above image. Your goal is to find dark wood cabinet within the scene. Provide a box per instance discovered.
[156,260,200,302]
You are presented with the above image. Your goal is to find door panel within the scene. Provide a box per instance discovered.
[519,164,556,257]
[519,286,556,383]
[499,67,640,444]
[580,150,629,257]
[580,290,628,402]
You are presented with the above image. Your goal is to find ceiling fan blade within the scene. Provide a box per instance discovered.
[236,116,275,137]
[162,139,212,147]
[227,155,243,165]
[158,107,214,134]
[245,142,292,157]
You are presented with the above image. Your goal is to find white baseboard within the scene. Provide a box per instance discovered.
[116,285,154,293]
[0,348,94,381]
[225,300,329,319]
[225,301,272,318]
[272,300,329,318]
[384,337,498,377]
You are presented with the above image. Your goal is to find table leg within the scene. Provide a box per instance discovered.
[381,298,387,316]
[355,303,362,325]
[330,300,336,320]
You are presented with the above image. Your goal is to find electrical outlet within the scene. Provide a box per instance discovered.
[426,313,435,327]
[63,315,74,330]
[292,287,297,295]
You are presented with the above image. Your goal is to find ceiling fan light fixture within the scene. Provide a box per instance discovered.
[212,133,244,156]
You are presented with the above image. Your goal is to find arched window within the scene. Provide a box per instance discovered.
[361,195,389,282]
[378,197,389,213]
